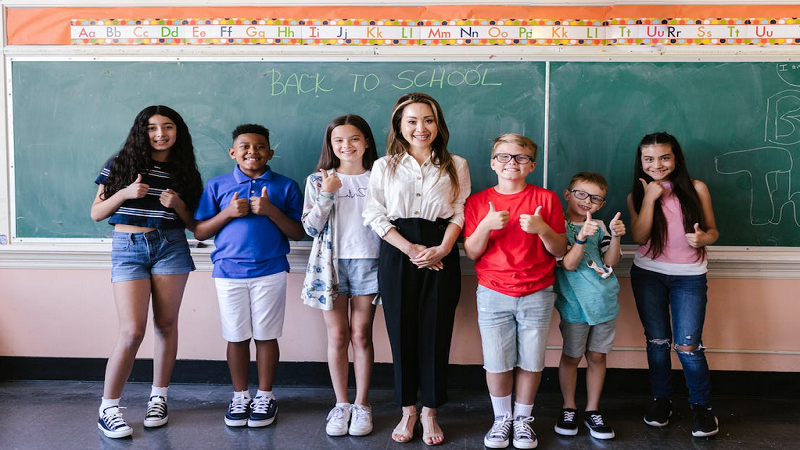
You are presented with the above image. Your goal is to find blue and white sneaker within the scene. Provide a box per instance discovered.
[225,396,251,427]
[248,396,277,427]
[143,395,168,428]
[97,406,133,438]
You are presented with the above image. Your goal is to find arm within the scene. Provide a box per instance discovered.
[685,180,719,248]
[520,206,568,257]
[300,171,336,237]
[629,178,664,244]
[250,186,305,241]
[193,192,249,241]
[560,212,600,271]
[463,202,509,260]
[409,222,461,270]
[160,188,197,232]
[90,174,148,222]
[602,212,626,267]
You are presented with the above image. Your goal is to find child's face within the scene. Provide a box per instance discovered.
[229,133,273,178]
[564,180,607,220]
[640,143,675,182]
[490,142,536,181]
[331,124,368,165]
[399,102,438,151]
[147,114,177,160]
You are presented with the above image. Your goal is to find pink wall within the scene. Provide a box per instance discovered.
[1,268,799,372]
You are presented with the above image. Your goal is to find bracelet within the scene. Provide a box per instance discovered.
[574,238,586,245]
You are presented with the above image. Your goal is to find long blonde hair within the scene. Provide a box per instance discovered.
[385,92,460,200]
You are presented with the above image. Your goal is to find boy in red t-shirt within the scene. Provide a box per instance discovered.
[463,133,567,449]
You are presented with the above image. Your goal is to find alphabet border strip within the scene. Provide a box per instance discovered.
[70,18,799,46]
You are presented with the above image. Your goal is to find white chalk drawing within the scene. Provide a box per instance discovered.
[715,65,800,228]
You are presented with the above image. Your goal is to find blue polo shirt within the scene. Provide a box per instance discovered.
[195,165,303,279]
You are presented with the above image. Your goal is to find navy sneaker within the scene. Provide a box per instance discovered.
[644,397,672,427]
[691,404,719,438]
[248,396,277,427]
[97,406,133,439]
[225,396,251,427]
[584,410,615,439]
[554,408,578,436]
[143,395,168,428]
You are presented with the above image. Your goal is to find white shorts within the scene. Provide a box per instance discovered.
[215,272,287,342]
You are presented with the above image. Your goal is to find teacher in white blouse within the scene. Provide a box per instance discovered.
[363,92,471,446]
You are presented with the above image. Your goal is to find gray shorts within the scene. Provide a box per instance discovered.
[559,318,617,358]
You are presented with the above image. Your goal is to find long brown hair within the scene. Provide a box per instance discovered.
[316,114,378,171]
[385,92,460,200]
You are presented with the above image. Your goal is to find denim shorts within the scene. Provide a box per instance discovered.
[337,258,379,296]
[476,285,555,373]
[559,318,617,358]
[110,228,195,282]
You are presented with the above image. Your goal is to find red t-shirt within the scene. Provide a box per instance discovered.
[463,184,566,297]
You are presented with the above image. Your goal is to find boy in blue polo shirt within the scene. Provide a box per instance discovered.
[194,124,304,428]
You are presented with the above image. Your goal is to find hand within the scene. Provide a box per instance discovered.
[609,211,626,237]
[250,186,274,216]
[409,244,448,271]
[519,206,547,234]
[577,211,599,241]
[226,192,250,218]
[640,178,665,203]
[159,188,185,210]
[685,222,707,248]
[482,202,509,231]
[320,169,342,194]
[122,174,149,200]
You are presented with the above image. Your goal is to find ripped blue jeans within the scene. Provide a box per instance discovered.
[630,264,712,406]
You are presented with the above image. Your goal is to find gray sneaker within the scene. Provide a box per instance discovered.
[512,415,538,449]
[484,412,512,448]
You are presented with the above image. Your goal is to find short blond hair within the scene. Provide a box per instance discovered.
[491,133,538,162]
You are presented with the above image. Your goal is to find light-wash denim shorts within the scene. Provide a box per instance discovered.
[110,229,194,283]
[337,258,379,296]
[559,318,617,358]
[476,285,555,373]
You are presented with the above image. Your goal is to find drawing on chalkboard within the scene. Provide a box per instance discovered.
[715,66,800,228]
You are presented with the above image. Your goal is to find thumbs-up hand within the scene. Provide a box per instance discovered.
[685,222,706,248]
[320,169,342,194]
[482,201,509,231]
[578,211,599,241]
[520,205,547,234]
[609,211,626,237]
[226,191,250,218]
[640,177,665,203]
[250,186,274,216]
[159,188,186,210]
[123,174,149,200]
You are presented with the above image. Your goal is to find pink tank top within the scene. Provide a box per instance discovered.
[638,182,703,264]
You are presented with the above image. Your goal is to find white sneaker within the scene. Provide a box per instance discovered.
[348,404,374,436]
[325,405,351,436]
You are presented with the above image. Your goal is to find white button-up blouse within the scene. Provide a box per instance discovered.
[362,152,471,238]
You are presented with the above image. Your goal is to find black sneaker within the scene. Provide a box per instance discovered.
[644,397,672,427]
[97,406,133,439]
[225,397,251,427]
[483,412,512,448]
[554,408,578,436]
[691,404,719,437]
[584,410,615,440]
[248,396,277,427]
[143,395,168,428]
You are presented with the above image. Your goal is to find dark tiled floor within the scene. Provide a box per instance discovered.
[0,380,796,450]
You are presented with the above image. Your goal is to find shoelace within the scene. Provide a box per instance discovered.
[350,405,370,422]
[229,397,250,414]
[327,406,348,421]
[513,416,535,439]
[561,410,576,422]
[587,413,606,427]
[488,412,513,438]
[146,397,167,418]
[251,397,272,414]
[102,407,129,430]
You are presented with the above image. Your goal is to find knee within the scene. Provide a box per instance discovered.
[560,354,582,367]
[152,315,178,336]
[327,329,350,350]
[647,338,672,349]
[585,351,606,365]
[350,327,373,350]
[675,344,703,355]
[118,324,147,348]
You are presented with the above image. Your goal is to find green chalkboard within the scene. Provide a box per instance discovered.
[11,60,546,239]
[548,61,800,247]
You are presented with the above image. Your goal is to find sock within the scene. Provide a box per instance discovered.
[234,390,251,401]
[150,386,168,400]
[255,390,275,400]
[99,397,120,417]
[336,402,351,409]
[514,402,533,419]
[490,394,512,418]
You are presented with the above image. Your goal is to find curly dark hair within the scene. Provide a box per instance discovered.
[101,105,203,210]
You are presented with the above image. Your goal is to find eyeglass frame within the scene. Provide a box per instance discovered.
[492,153,535,165]
[569,189,606,205]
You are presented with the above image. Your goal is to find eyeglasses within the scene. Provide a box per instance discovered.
[493,153,534,165]
[569,189,606,205]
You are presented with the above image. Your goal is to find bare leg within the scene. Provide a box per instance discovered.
[322,294,352,404]
[513,368,542,407]
[485,371,514,398]
[227,340,251,392]
[150,273,189,388]
[102,279,152,399]
[558,354,582,409]
[585,351,607,411]
[255,339,279,392]
[350,294,376,406]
